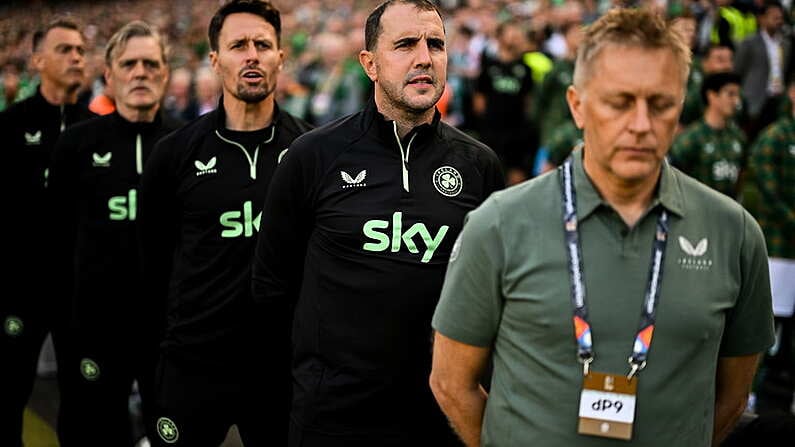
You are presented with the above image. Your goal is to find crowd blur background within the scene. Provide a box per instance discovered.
[0,1,793,179]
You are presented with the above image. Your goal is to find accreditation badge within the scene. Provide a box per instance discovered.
[578,371,637,440]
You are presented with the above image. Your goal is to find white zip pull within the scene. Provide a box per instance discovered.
[60,105,65,132]
[392,122,416,192]
[215,129,271,180]
[135,133,143,175]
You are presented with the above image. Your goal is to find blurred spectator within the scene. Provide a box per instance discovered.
[194,65,219,116]
[681,43,735,126]
[735,0,790,142]
[473,19,535,184]
[163,66,198,121]
[671,72,746,198]
[747,78,795,419]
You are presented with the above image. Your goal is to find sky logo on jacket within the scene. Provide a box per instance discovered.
[108,189,137,221]
[220,200,261,238]
[362,211,449,263]
[195,157,217,176]
[93,152,112,167]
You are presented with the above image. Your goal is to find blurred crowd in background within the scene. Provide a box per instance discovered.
[1,0,793,181]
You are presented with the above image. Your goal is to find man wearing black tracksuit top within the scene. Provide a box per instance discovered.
[140,3,312,445]
[253,2,504,445]
[47,21,180,446]
[0,19,93,447]
[141,101,311,446]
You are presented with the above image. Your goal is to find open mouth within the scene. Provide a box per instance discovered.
[242,71,264,81]
[407,75,433,86]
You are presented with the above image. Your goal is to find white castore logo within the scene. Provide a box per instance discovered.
[24,131,41,145]
[341,170,367,188]
[679,236,707,256]
[92,152,112,167]
[677,236,712,271]
[195,157,217,176]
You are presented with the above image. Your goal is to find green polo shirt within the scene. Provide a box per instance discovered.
[670,119,746,198]
[432,148,774,447]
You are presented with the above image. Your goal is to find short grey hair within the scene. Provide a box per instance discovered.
[573,8,691,90]
[105,20,167,66]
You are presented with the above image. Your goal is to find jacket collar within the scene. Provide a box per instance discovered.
[362,95,441,147]
[212,96,283,133]
[571,146,685,221]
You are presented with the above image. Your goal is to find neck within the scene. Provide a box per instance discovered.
[704,107,727,129]
[582,153,659,227]
[223,94,275,131]
[498,48,518,62]
[375,90,434,138]
[39,80,78,105]
[117,103,159,123]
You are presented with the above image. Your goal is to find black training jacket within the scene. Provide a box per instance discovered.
[0,89,94,315]
[253,97,505,439]
[48,111,182,345]
[140,102,312,357]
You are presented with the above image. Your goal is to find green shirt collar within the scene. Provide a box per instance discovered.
[571,147,686,221]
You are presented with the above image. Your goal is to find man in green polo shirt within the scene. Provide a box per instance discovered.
[670,72,746,198]
[430,8,774,447]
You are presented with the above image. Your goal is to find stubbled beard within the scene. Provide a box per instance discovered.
[235,82,273,104]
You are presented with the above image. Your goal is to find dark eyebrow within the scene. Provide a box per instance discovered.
[394,36,420,47]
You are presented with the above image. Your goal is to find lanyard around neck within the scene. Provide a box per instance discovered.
[559,157,669,379]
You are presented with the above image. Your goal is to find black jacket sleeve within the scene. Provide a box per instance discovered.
[138,135,179,342]
[252,140,315,308]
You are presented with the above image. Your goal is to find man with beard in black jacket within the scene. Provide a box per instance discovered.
[253,1,504,446]
[48,21,182,446]
[0,18,94,447]
[139,1,312,445]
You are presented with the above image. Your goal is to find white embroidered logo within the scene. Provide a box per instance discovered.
[433,166,463,197]
[341,170,367,188]
[24,131,41,145]
[677,236,712,271]
[678,237,707,256]
[92,152,112,167]
[195,157,217,176]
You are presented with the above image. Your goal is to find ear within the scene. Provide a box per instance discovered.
[359,50,377,82]
[209,51,219,75]
[278,48,285,71]
[566,85,585,129]
[31,52,44,73]
[103,66,112,90]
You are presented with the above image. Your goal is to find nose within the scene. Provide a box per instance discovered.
[131,61,147,78]
[413,40,432,68]
[628,100,652,135]
[69,47,84,63]
[244,41,259,64]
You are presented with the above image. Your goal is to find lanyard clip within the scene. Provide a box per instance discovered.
[627,358,646,381]
[580,355,594,376]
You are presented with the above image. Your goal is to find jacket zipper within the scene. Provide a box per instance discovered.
[214,126,275,180]
[135,133,143,175]
[392,122,417,192]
